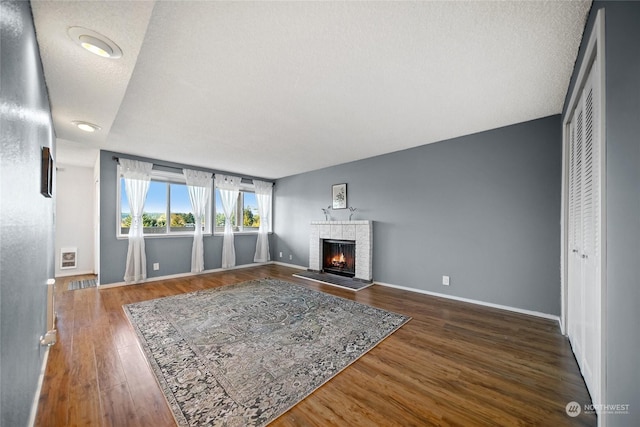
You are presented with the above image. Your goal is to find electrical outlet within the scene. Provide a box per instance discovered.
[153,263,160,271]
[289,254,293,260]
[279,252,283,258]
[442,275,450,286]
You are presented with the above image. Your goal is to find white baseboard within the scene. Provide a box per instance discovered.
[98,262,273,289]
[55,269,95,278]
[94,264,560,326]
[271,261,308,270]
[375,280,561,324]
[28,346,50,427]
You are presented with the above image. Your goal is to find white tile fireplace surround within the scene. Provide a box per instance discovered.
[309,221,373,282]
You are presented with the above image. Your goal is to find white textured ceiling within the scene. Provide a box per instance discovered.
[32,1,591,179]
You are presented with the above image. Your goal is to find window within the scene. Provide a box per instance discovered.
[118,169,212,237]
[214,185,271,233]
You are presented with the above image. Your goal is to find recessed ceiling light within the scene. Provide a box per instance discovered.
[79,35,113,58]
[68,27,122,59]
[72,121,101,132]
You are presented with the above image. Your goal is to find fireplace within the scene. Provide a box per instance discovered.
[323,239,356,277]
[309,221,373,282]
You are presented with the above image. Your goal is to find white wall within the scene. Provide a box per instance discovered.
[55,164,95,277]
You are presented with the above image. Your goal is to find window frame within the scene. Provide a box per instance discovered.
[117,168,213,239]
[214,182,272,235]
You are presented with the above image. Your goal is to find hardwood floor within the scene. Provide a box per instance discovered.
[36,265,596,426]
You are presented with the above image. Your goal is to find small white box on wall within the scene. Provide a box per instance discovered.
[60,247,77,269]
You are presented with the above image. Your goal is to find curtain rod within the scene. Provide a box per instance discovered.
[112,155,275,185]
[112,155,182,172]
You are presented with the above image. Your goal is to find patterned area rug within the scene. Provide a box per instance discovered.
[123,278,410,427]
[67,278,97,290]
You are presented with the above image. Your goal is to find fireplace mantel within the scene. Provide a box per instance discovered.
[309,220,373,282]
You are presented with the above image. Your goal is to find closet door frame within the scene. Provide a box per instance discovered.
[561,8,606,422]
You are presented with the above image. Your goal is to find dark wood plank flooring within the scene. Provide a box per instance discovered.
[35,265,596,426]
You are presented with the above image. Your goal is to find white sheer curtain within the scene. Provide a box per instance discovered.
[253,180,272,262]
[214,174,241,269]
[121,159,153,284]
[183,168,213,273]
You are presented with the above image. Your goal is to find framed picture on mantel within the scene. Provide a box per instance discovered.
[332,183,347,209]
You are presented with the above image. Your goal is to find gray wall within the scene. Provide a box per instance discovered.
[99,150,272,285]
[274,115,562,315]
[564,2,640,424]
[0,1,56,425]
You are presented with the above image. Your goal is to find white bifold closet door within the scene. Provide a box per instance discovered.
[567,58,601,404]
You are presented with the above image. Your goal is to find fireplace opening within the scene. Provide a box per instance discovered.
[323,239,355,278]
